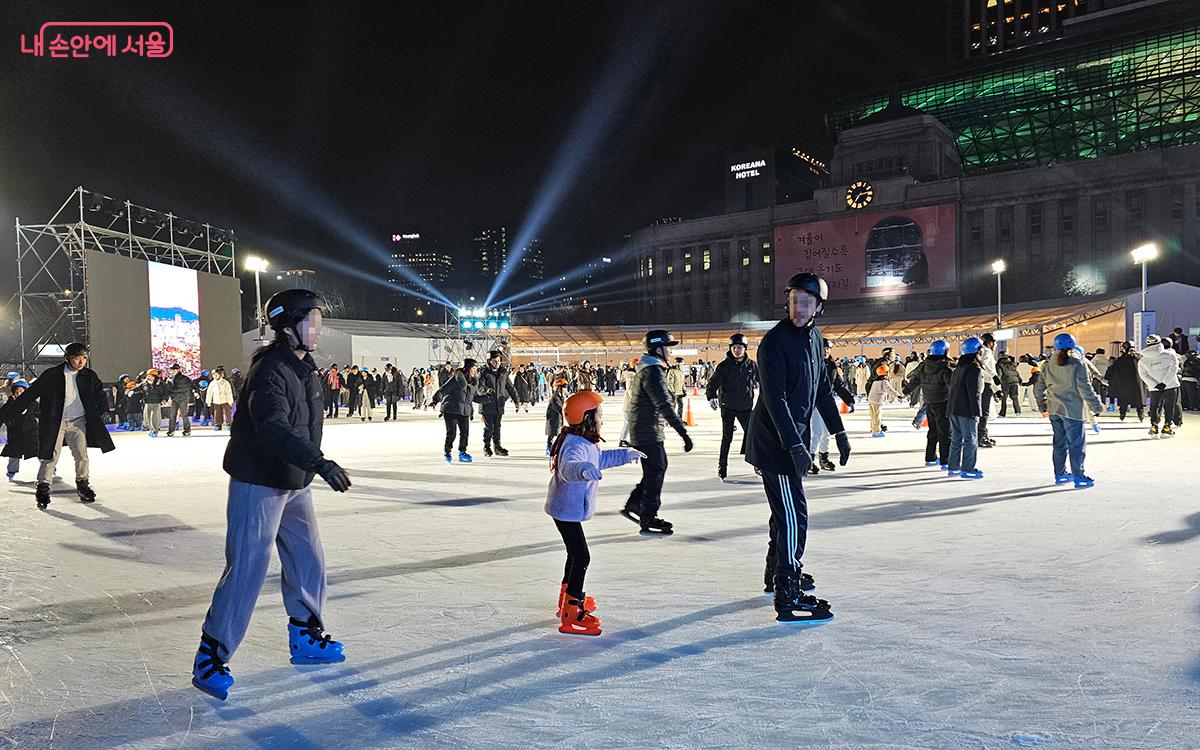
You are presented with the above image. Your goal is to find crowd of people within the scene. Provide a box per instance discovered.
[1,278,1195,702]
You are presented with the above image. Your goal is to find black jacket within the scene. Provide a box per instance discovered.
[167,372,193,402]
[545,390,565,437]
[947,353,984,418]
[431,371,478,417]
[223,344,326,490]
[7,363,115,460]
[0,398,39,459]
[1106,353,1144,406]
[437,367,453,387]
[824,357,855,407]
[625,353,687,444]
[477,366,518,413]
[705,353,758,412]
[383,371,402,397]
[904,356,953,404]
[135,377,170,404]
[745,319,844,476]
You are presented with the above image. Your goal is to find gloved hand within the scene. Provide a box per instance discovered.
[993,376,1001,387]
[681,432,694,453]
[844,401,855,413]
[834,431,851,466]
[1155,383,1166,390]
[789,444,813,476]
[709,398,719,411]
[312,458,351,492]
[582,466,603,481]
[623,448,647,464]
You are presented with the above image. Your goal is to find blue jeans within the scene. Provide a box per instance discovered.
[948,415,978,471]
[1049,414,1086,477]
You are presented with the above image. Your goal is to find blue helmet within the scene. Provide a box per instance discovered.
[961,337,983,355]
[1073,345,1085,356]
[199,380,209,388]
[11,379,29,390]
[929,340,949,356]
[1053,333,1077,351]
[5,371,20,380]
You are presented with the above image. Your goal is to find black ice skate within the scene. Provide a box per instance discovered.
[76,480,96,504]
[35,482,51,510]
[639,516,674,535]
[773,571,832,623]
[494,446,510,456]
[818,453,836,472]
[619,505,641,525]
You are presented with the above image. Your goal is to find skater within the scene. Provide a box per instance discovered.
[1,380,37,481]
[809,339,855,476]
[1106,341,1145,422]
[618,358,637,446]
[383,364,401,421]
[1182,350,1200,411]
[545,391,645,636]
[5,342,115,508]
[358,367,375,421]
[410,367,426,410]
[1035,333,1103,488]
[165,364,193,437]
[133,369,168,435]
[545,377,568,455]
[867,364,900,437]
[996,353,1022,417]
[206,367,235,431]
[621,330,693,534]
[192,289,351,702]
[745,273,848,622]
[667,357,686,418]
[323,364,342,418]
[344,365,363,418]
[903,340,953,468]
[1138,334,1182,437]
[977,333,999,447]
[431,358,479,463]
[946,337,985,479]
[477,350,518,456]
[705,333,759,480]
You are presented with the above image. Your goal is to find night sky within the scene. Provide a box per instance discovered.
[0,1,943,306]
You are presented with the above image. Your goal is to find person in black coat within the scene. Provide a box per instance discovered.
[745,274,847,622]
[382,364,402,421]
[705,333,760,480]
[903,340,954,467]
[946,339,985,476]
[193,289,350,702]
[6,342,114,507]
[476,350,519,456]
[1,379,38,480]
[1105,342,1145,421]
[165,364,193,436]
[431,358,480,461]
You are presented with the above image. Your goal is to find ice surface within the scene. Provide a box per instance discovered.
[1,400,1198,749]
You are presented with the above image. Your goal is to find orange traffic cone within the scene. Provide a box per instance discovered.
[685,398,696,426]
[921,417,928,427]
[840,401,850,414]
[692,383,699,396]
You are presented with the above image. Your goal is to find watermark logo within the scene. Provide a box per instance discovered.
[20,21,174,59]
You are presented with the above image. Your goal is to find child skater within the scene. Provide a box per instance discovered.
[545,391,644,636]
[1,380,38,481]
[544,377,568,455]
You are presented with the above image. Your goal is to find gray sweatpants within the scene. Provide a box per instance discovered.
[202,479,327,660]
[38,417,88,484]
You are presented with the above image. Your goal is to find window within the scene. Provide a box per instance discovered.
[1060,199,1075,233]
[666,265,673,275]
[998,207,1012,241]
[702,248,711,270]
[1094,198,1108,231]
[1171,190,1183,221]
[1029,203,1042,238]
[683,250,692,273]
[761,241,772,249]
[762,253,772,264]
[742,256,750,267]
[647,257,654,277]
[968,211,983,244]
[1128,191,1143,227]
[684,262,691,273]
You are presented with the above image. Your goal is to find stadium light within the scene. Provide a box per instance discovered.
[991,259,1006,329]
[244,256,270,337]
[1131,242,1159,312]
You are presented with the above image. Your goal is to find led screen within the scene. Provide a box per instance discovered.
[148,261,201,377]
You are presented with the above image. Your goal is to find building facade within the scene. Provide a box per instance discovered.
[388,233,452,319]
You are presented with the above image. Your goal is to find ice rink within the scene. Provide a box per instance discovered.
[2,399,1198,749]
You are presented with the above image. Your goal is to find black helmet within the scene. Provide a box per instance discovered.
[645,329,680,351]
[784,272,828,303]
[64,342,89,358]
[729,333,749,347]
[265,289,323,351]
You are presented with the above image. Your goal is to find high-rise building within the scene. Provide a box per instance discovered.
[517,237,545,283]
[388,233,452,319]
[724,147,829,213]
[474,225,508,279]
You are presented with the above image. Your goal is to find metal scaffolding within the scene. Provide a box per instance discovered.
[428,306,513,366]
[9,186,236,371]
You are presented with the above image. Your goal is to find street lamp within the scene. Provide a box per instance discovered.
[1130,242,1158,312]
[991,259,1006,330]
[244,255,269,337]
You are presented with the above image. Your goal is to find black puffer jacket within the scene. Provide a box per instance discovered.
[477,366,518,413]
[904,355,953,404]
[223,344,326,490]
[705,353,758,412]
[625,353,687,444]
[168,373,193,402]
[0,398,39,459]
[431,371,478,417]
[947,353,984,418]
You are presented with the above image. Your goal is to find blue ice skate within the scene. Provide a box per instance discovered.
[1073,475,1095,489]
[1054,472,1073,485]
[960,469,984,479]
[5,471,15,482]
[871,432,886,438]
[458,451,473,463]
[947,469,961,476]
[1091,423,1101,433]
[924,461,940,467]
[192,634,234,701]
[444,453,452,464]
[288,616,345,664]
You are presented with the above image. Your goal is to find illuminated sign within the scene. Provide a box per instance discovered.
[730,159,767,180]
[391,233,421,241]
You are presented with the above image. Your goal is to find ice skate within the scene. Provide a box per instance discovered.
[76,480,96,504]
[639,516,674,535]
[1073,475,1095,489]
[558,594,602,636]
[35,482,50,509]
[960,469,984,479]
[444,453,452,464]
[495,446,509,456]
[619,504,641,525]
[556,583,595,617]
[717,467,727,481]
[1054,472,1073,485]
[287,616,345,664]
[191,634,234,701]
[483,445,494,457]
[925,460,941,467]
[6,472,15,482]
[871,431,886,438]
[818,453,835,472]
[1149,424,1159,438]
[773,572,832,623]
[1161,424,1174,437]
[458,451,473,463]
[947,469,961,476]
[808,463,820,476]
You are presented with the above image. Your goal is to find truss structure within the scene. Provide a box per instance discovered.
[9,187,236,371]
[829,22,1200,174]
[426,306,513,366]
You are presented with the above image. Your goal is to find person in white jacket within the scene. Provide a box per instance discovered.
[205,367,236,432]
[1137,334,1182,437]
[977,333,999,447]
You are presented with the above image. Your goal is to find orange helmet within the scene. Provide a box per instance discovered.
[875,364,889,377]
[553,377,568,389]
[146,368,159,377]
[564,390,603,426]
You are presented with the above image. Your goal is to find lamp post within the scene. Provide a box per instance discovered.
[991,259,1006,330]
[1130,243,1159,312]
[244,255,269,338]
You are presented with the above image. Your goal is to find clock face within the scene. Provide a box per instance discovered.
[846,180,874,209]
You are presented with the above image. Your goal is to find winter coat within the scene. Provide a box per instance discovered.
[0,398,39,459]
[477,366,518,413]
[544,433,641,522]
[1137,343,1181,390]
[978,346,999,386]
[167,373,193,402]
[6,363,115,460]
[437,367,453,387]
[223,344,326,490]
[431,371,478,417]
[745,319,844,477]
[626,353,688,445]
[1035,354,1103,421]
[997,356,1021,387]
[704,353,759,412]
[825,358,855,407]
[383,371,402,397]
[515,372,533,403]
[666,366,685,397]
[324,370,342,395]
[135,378,169,404]
[904,356,952,404]
[205,377,235,406]
[578,369,595,391]
[1106,353,1144,407]
[1182,353,1200,383]
[947,353,984,419]
[868,378,900,405]
[854,365,869,394]
[545,391,565,437]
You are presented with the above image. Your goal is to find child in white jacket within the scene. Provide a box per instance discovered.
[545,391,643,636]
[867,365,902,437]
